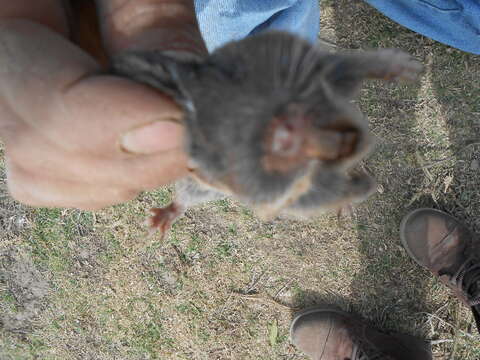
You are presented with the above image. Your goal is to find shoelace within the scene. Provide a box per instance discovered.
[452,256,480,334]
[451,257,480,306]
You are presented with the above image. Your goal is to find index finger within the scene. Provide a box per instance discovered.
[0,20,183,154]
[0,19,99,127]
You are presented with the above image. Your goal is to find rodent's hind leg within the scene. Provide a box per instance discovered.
[147,177,226,239]
[175,176,227,208]
[147,203,184,240]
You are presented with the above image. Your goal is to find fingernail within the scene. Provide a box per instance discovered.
[120,120,183,155]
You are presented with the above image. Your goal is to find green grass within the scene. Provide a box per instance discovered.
[1,1,480,359]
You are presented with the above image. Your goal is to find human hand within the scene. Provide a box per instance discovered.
[0,0,207,210]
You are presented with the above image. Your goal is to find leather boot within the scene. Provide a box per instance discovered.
[290,307,432,360]
[400,208,480,332]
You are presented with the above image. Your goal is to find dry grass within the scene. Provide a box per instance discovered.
[1,1,480,359]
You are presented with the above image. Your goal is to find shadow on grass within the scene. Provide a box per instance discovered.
[424,40,480,349]
[287,0,439,339]
[324,0,480,348]
[330,0,436,338]
[427,45,480,234]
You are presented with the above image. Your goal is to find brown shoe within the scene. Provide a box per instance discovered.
[290,307,431,360]
[400,208,480,331]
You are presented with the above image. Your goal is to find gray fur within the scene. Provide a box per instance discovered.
[112,31,422,221]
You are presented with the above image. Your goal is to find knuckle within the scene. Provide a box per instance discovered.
[6,178,41,207]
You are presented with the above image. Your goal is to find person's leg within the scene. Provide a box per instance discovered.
[290,307,432,359]
[193,0,319,51]
[364,0,480,54]
[400,208,480,333]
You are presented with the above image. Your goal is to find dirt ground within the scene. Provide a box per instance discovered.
[1,1,480,359]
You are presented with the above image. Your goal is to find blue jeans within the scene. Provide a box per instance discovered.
[194,0,480,55]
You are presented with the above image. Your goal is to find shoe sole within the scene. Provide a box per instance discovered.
[290,306,433,358]
[289,305,353,341]
[399,207,455,269]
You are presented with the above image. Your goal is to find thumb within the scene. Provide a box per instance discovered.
[119,118,184,155]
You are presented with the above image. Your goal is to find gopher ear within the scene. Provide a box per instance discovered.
[111,51,202,101]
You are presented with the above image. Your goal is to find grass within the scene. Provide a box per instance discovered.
[1,1,480,358]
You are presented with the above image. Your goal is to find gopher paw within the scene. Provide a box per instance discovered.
[377,49,424,81]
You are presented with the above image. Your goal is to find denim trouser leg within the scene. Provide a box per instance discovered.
[193,0,480,54]
[193,0,320,51]
[364,0,480,55]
